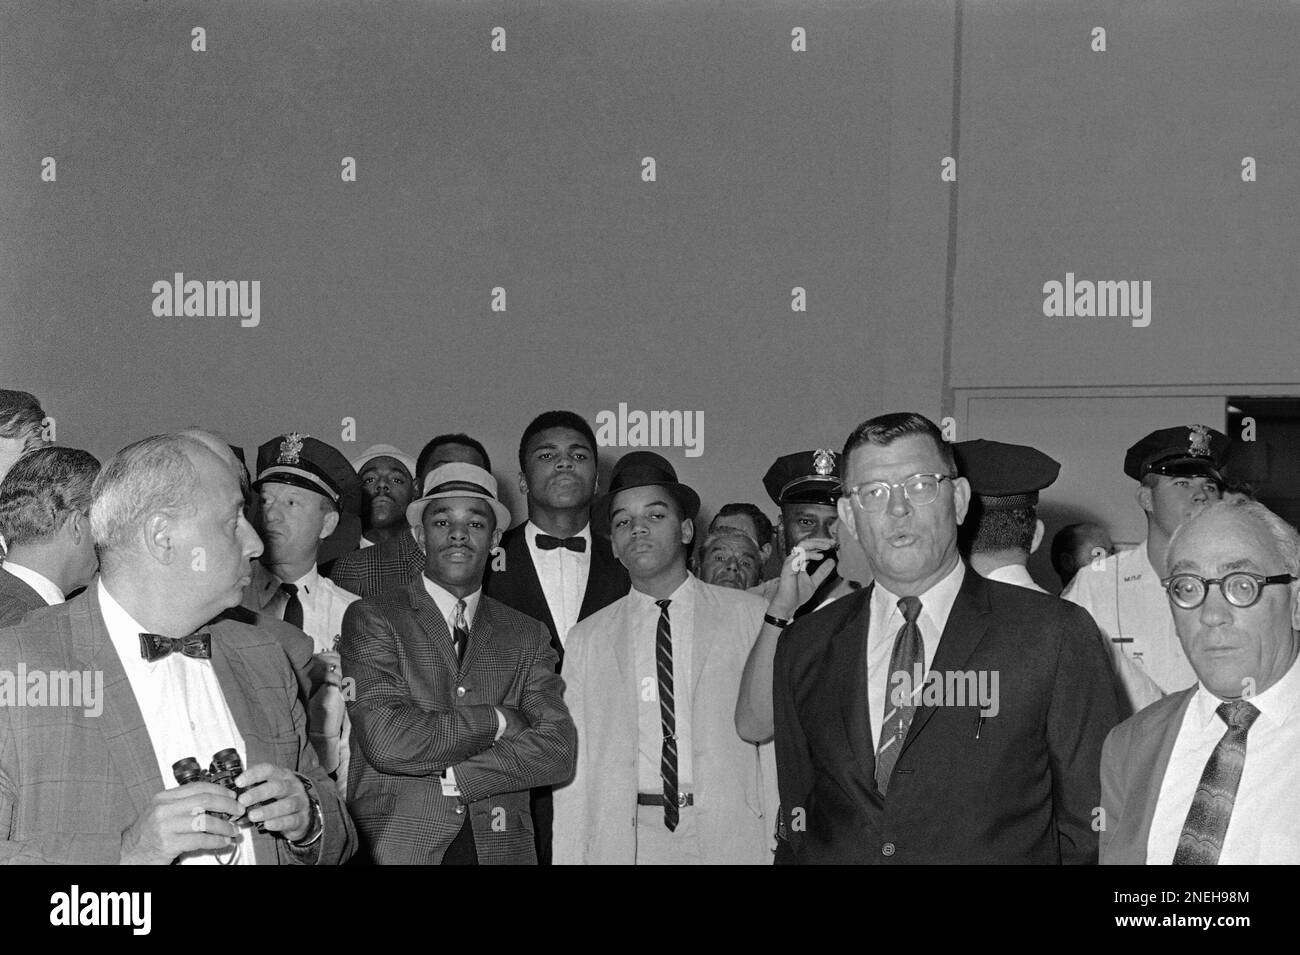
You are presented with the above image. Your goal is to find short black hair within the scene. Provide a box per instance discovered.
[0,446,101,546]
[842,412,956,475]
[710,502,774,546]
[961,502,1036,557]
[1050,522,1107,585]
[416,433,492,484]
[518,411,598,472]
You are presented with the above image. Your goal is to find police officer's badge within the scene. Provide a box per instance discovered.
[812,449,836,476]
[1187,424,1212,458]
[278,431,307,466]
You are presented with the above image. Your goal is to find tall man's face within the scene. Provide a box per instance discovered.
[415,497,502,597]
[359,457,413,531]
[1166,507,1300,700]
[256,483,338,567]
[520,427,597,511]
[610,485,693,582]
[1140,474,1221,538]
[838,434,969,596]
[172,447,264,619]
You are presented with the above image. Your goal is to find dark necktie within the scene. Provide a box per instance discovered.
[654,598,679,831]
[452,599,470,664]
[139,632,212,663]
[874,595,924,795]
[280,582,304,628]
[535,534,587,553]
[1172,699,1262,865]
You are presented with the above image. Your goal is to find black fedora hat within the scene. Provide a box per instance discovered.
[596,451,700,524]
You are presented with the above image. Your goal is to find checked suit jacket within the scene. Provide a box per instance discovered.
[0,588,356,864]
[773,567,1122,864]
[329,532,423,599]
[340,579,577,864]
[0,567,47,629]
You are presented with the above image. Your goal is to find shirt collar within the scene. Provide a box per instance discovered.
[421,574,481,628]
[1,562,64,606]
[97,579,161,671]
[629,573,695,610]
[873,559,966,636]
[282,565,320,591]
[1193,648,1300,731]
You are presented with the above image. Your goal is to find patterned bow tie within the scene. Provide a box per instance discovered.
[139,632,212,663]
[535,534,586,553]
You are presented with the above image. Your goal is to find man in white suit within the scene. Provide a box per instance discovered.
[553,452,776,865]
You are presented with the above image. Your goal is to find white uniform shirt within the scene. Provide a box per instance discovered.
[523,521,592,647]
[1062,543,1196,713]
[1146,655,1300,864]
[99,581,256,865]
[0,562,63,605]
[867,561,965,746]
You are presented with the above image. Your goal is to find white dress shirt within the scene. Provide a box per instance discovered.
[523,521,592,646]
[1146,654,1300,864]
[1062,543,1197,712]
[421,574,482,633]
[632,575,695,792]
[98,581,256,865]
[1,562,63,606]
[983,563,1048,595]
[866,561,965,745]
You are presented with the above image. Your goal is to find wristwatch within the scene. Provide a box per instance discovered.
[288,772,325,849]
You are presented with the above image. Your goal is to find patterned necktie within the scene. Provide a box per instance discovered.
[654,598,679,831]
[874,595,924,795]
[280,582,303,628]
[139,632,212,663]
[452,599,470,664]
[1172,698,1262,865]
[535,534,587,553]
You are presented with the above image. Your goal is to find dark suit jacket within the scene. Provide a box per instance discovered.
[0,590,356,864]
[329,533,423,599]
[0,567,46,629]
[773,567,1121,864]
[1099,686,1198,865]
[482,524,629,664]
[340,581,577,864]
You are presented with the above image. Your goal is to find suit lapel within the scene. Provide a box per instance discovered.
[1131,689,1197,860]
[900,566,992,755]
[462,596,493,675]
[835,584,877,775]
[508,527,557,639]
[69,589,165,820]
[408,580,461,672]
[579,536,628,619]
[209,632,274,751]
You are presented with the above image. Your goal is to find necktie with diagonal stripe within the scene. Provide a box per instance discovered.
[1172,698,1261,865]
[452,598,470,664]
[654,598,679,831]
[875,595,924,795]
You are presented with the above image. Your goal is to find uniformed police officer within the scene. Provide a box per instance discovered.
[1062,424,1231,716]
[953,439,1061,594]
[248,432,362,795]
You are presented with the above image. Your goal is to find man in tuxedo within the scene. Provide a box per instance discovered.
[0,433,354,864]
[772,412,1120,864]
[483,410,629,863]
[341,462,576,864]
[0,447,100,626]
[1101,501,1300,864]
[330,433,492,598]
[553,452,776,865]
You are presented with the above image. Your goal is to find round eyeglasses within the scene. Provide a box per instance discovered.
[847,473,954,512]
[1161,572,1297,610]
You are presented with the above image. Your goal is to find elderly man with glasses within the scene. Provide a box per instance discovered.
[1100,500,1300,864]
[768,412,1122,864]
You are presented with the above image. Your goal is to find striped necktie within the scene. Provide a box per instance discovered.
[654,598,679,831]
[874,595,924,795]
[452,599,470,664]
[1173,698,1261,865]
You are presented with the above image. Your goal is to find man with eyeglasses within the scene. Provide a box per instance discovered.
[771,412,1120,864]
[1100,501,1300,864]
[1064,425,1231,716]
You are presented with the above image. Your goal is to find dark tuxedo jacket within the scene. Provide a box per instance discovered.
[773,566,1121,864]
[483,524,629,664]
[0,567,47,628]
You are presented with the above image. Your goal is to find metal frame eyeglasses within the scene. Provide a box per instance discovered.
[1161,572,1297,610]
[846,473,955,511]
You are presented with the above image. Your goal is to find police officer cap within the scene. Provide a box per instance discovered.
[953,439,1060,510]
[763,449,841,508]
[1123,425,1229,483]
[253,432,358,506]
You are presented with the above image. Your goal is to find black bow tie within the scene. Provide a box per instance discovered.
[536,534,587,553]
[139,632,212,663]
